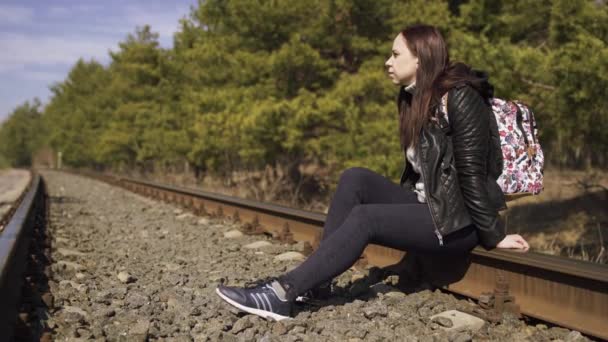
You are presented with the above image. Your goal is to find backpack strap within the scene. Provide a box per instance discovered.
[513,102,531,148]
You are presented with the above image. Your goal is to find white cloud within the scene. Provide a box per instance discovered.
[0,32,116,73]
[0,5,34,25]
[0,3,191,76]
[1,3,191,61]
[0,1,195,119]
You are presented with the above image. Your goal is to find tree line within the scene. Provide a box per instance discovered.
[1,0,607,185]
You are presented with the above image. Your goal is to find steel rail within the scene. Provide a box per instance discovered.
[0,173,44,340]
[82,172,607,340]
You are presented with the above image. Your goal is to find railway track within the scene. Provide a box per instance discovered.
[0,173,48,340]
[2,170,605,340]
[78,171,607,341]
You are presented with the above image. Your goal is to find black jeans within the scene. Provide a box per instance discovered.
[279,167,478,300]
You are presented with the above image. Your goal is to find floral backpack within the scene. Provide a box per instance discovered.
[439,95,545,195]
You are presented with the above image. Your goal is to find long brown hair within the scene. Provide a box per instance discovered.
[397,24,492,150]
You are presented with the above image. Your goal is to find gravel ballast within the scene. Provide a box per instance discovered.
[0,169,31,229]
[41,171,593,341]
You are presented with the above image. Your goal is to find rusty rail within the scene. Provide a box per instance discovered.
[79,172,608,340]
[0,173,45,340]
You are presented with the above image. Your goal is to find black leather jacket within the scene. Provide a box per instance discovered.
[400,84,507,250]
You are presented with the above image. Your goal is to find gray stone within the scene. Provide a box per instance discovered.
[208,332,238,342]
[258,333,280,342]
[55,261,85,271]
[243,240,273,249]
[292,241,311,253]
[192,333,209,342]
[232,316,254,334]
[450,332,472,342]
[272,321,288,335]
[125,292,150,309]
[384,291,406,299]
[162,262,181,271]
[388,310,403,320]
[55,237,69,244]
[56,248,86,257]
[100,308,115,318]
[75,328,92,339]
[110,286,128,299]
[432,316,453,328]
[290,326,306,334]
[363,302,388,319]
[127,319,150,342]
[429,310,485,332]
[273,251,305,262]
[117,271,136,283]
[177,213,194,220]
[565,331,584,342]
[63,305,88,317]
[94,290,112,304]
[61,305,88,324]
[224,230,244,239]
[350,272,366,283]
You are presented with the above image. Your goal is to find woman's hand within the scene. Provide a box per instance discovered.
[496,234,530,252]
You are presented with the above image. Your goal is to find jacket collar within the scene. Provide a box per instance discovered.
[404,81,416,95]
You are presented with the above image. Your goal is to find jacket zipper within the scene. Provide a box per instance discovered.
[416,139,444,246]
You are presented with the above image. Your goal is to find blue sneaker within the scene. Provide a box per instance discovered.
[216,278,293,321]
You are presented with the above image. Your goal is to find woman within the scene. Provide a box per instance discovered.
[215,24,530,321]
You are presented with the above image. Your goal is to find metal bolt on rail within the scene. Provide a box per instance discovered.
[478,273,521,322]
[232,210,241,223]
[277,223,294,244]
[242,215,265,235]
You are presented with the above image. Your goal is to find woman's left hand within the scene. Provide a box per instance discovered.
[496,234,530,252]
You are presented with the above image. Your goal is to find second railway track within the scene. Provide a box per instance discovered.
[76,170,608,340]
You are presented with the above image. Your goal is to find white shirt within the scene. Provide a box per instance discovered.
[406,146,427,203]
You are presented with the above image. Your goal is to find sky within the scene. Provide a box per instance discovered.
[0,0,198,123]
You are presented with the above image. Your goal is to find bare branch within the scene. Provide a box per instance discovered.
[520,77,557,91]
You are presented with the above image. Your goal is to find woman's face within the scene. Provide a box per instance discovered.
[385,33,418,86]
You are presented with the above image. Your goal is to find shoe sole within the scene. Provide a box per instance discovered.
[215,288,292,321]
